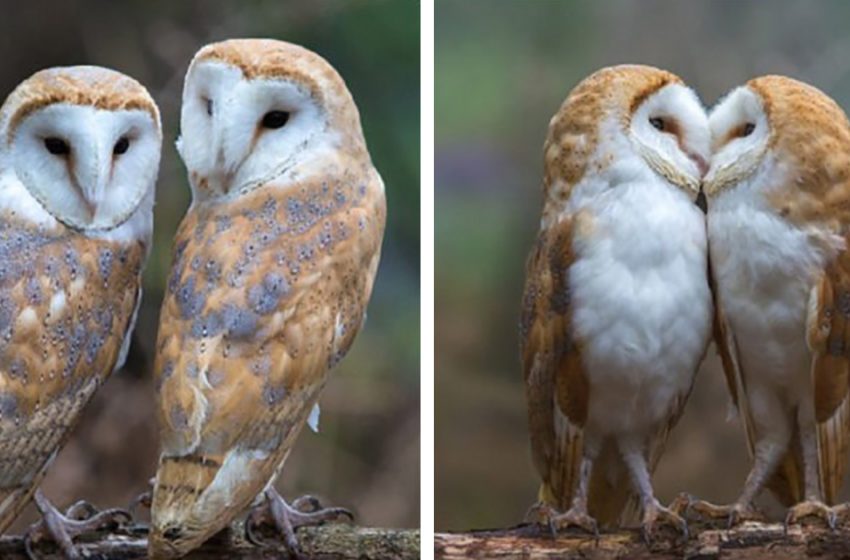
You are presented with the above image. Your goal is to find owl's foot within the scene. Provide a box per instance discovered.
[686,499,764,528]
[24,490,132,560]
[245,488,354,560]
[641,498,688,543]
[524,501,598,537]
[785,500,837,530]
[127,477,155,520]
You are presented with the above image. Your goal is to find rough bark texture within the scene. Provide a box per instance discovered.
[0,522,420,559]
[435,522,850,559]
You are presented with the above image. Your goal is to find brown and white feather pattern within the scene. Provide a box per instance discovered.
[0,217,144,531]
[0,65,158,532]
[149,39,385,557]
[708,75,850,507]
[522,65,712,526]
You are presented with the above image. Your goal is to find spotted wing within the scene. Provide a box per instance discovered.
[0,224,145,531]
[149,169,385,555]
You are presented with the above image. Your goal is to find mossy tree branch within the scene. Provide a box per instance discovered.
[435,521,850,559]
[0,522,420,559]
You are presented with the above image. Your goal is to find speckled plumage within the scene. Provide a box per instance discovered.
[149,39,385,558]
[706,76,850,520]
[0,66,158,536]
[522,65,712,532]
[0,221,144,530]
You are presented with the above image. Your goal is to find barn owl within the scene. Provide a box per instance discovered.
[692,75,850,527]
[0,67,160,557]
[147,39,385,559]
[520,65,712,538]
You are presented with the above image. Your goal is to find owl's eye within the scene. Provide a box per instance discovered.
[113,137,130,155]
[261,111,290,129]
[44,137,70,156]
[742,123,756,137]
[204,98,213,116]
[649,117,665,131]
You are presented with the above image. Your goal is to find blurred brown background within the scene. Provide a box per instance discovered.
[2,0,419,531]
[436,0,850,531]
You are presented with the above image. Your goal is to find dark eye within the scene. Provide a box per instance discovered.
[113,137,130,155]
[742,123,756,137]
[44,137,70,156]
[649,117,665,131]
[205,98,213,116]
[262,111,290,129]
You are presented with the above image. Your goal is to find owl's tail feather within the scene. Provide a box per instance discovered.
[587,445,634,528]
[0,485,36,534]
[538,443,633,528]
[149,449,279,560]
[148,452,228,560]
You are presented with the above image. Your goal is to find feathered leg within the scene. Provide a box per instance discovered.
[785,412,835,528]
[621,444,687,541]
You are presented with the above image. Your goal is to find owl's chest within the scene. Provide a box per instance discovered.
[567,180,712,431]
[708,198,824,389]
[0,226,143,412]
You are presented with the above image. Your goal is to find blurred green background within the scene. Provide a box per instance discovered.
[436,0,850,531]
[1,0,419,531]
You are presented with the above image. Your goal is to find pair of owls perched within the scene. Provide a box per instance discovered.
[522,65,850,538]
[0,39,385,559]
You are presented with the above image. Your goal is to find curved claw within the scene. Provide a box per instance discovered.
[245,489,353,559]
[244,510,268,547]
[292,495,322,513]
[23,531,39,560]
[64,500,98,521]
[784,500,836,534]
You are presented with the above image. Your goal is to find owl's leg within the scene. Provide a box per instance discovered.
[530,455,599,536]
[620,443,687,542]
[24,490,132,560]
[785,410,836,529]
[245,487,353,560]
[689,390,790,527]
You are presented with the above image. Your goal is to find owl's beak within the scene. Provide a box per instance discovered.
[687,151,709,179]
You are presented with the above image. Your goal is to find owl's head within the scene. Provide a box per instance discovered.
[0,66,161,230]
[177,39,366,200]
[545,65,709,201]
[705,75,850,199]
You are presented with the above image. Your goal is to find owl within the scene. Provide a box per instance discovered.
[693,76,850,527]
[147,39,385,559]
[0,67,160,556]
[520,65,713,538]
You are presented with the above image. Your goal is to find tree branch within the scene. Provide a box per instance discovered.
[0,522,420,559]
[435,521,850,559]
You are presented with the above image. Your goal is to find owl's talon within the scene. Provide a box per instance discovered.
[785,500,836,532]
[641,499,688,543]
[25,490,131,560]
[292,494,322,513]
[245,487,354,558]
[525,501,598,537]
[668,492,694,518]
[64,500,98,521]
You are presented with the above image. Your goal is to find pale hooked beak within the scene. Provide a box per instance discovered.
[76,144,110,221]
[686,151,709,179]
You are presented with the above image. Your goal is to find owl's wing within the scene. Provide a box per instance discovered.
[711,257,804,505]
[150,171,385,554]
[0,233,145,531]
[520,214,631,525]
[807,246,850,504]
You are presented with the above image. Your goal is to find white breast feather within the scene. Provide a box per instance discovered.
[564,117,712,439]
